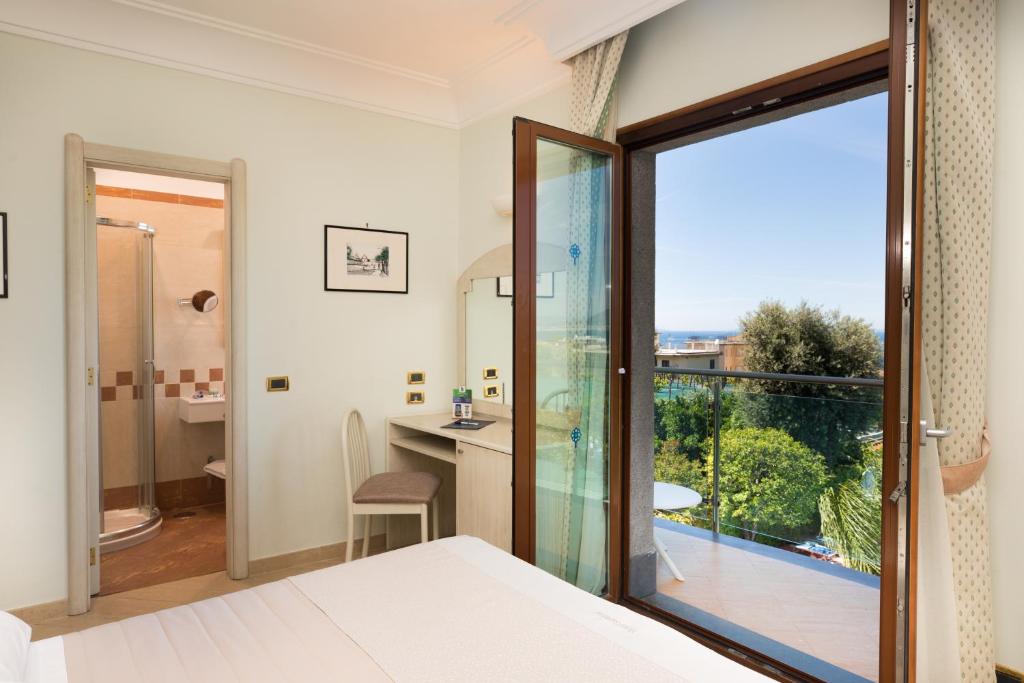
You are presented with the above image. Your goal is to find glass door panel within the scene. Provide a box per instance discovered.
[513,118,622,597]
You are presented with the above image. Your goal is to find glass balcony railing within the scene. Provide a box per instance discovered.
[653,367,885,574]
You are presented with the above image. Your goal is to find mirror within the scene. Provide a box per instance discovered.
[179,289,219,313]
[457,244,568,411]
[465,275,513,404]
[458,245,513,410]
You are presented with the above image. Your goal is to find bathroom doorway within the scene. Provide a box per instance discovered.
[91,169,229,595]
[64,136,249,614]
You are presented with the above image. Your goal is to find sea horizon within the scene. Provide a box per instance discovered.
[657,329,886,344]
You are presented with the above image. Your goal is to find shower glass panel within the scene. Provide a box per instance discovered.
[97,218,160,549]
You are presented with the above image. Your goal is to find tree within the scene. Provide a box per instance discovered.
[654,439,706,495]
[734,301,882,469]
[819,445,882,574]
[654,384,736,461]
[712,428,828,540]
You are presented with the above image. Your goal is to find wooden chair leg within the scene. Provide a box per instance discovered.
[432,498,439,540]
[345,510,355,562]
[420,504,429,543]
[362,514,372,558]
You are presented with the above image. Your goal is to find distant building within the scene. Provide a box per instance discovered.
[721,335,749,372]
[656,347,721,370]
[653,333,750,372]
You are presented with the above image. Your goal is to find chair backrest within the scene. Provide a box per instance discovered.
[341,409,372,502]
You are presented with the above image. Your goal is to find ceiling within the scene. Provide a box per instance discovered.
[0,0,683,128]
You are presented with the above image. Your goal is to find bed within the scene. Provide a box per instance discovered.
[11,537,766,682]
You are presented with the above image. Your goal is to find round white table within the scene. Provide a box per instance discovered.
[653,482,703,582]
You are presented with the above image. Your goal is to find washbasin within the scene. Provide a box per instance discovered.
[178,394,226,423]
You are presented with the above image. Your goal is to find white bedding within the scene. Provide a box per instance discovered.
[26,537,766,682]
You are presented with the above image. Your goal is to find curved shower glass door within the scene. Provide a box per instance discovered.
[97,217,160,552]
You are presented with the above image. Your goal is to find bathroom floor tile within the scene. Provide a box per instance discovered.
[99,502,226,595]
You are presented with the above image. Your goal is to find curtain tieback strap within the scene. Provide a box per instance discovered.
[941,424,991,495]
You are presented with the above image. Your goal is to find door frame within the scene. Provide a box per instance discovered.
[511,117,624,599]
[613,36,923,682]
[64,134,249,614]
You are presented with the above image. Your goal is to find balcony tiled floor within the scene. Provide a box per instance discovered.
[651,519,880,682]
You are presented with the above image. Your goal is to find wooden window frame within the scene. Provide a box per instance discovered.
[614,39,913,683]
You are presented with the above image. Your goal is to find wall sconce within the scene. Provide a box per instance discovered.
[490,194,513,217]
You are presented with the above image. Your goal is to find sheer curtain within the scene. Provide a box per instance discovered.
[921,0,997,679]
[542,31,627,593]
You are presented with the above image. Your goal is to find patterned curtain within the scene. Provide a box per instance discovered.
[922,1,997,680]
[550,32,627,592]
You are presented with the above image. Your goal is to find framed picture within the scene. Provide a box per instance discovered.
[324,225,408,294]
[0,212,7,299]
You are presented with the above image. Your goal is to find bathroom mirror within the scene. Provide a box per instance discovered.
[179,289,219,313]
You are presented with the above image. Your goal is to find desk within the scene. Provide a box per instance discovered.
[386,412,512,552]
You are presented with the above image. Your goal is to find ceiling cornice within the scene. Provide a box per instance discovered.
[112,0,453,88]
[0,0,685,129]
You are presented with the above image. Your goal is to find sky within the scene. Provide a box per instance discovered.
[654,91,888,332]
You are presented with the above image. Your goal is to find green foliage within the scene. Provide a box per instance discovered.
[713,428,828,540]
[654,439,707,495]
[653,384,736,461]
[735,301,883,469]
[819,444,882,574]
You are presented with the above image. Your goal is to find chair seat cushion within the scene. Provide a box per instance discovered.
[353,471,441,505]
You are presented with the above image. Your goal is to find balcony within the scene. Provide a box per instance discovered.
[645,367,884,682]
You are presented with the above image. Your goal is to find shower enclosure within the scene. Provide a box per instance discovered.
[96,217,161,552]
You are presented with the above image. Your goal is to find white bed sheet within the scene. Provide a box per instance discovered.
[24,636,65,683]
[29,536,767,682]
[290,536,767,682]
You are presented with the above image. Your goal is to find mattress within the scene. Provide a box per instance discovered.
[26,536,767,682]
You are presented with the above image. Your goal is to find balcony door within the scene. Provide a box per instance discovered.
[511,118,623,598]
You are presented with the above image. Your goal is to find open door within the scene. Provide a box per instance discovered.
[884,0,927,679]
[85,168,101,597]
[511,117,623,598]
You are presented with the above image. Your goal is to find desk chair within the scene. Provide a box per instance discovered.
[343,409,441,561]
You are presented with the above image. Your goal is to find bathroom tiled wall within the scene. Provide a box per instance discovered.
[97,187,226,506]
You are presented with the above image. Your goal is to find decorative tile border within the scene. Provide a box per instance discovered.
[96,185,224,209]
[101,367,224,401]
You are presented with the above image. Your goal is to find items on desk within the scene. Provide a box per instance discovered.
[452,386,472,418]
[441,418,496,431]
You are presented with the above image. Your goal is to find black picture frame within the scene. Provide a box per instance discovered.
[324,224,409,294]
[0,213,7,299]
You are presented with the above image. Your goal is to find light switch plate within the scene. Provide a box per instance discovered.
[266,376,289,392]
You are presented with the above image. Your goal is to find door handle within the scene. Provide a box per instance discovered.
[919,420,953,446]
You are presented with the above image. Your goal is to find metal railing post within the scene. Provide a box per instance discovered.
[711,378,722,535]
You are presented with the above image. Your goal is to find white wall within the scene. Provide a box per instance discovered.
[988,0,1024,670]
[457,86,568,272]
[0,31,459,610]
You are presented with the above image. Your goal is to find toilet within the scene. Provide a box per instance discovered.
[203,459,226,480]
